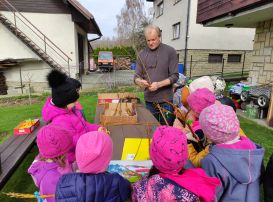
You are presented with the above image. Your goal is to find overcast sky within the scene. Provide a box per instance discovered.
[78,0,152,39]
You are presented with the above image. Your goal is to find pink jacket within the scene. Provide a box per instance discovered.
[42,97,100,162]
[28,157,73,202]
[160,168,220,202]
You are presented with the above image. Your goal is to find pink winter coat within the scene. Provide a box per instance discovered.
[42,97,100,162]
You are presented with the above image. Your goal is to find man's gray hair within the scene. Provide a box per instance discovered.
[144,24,161,37]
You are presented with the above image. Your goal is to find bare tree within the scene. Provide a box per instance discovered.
[115,0,150,51]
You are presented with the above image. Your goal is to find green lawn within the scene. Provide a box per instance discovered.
[0,89,272,201]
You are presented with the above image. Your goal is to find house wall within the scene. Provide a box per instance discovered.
[0,11,92,94]
[177,49,252,77]
[151,0,255,50]
[0,22,40,60]
[0,0,70,14]
[74,23,89,74]
[0,11,81,76]
[151,0,187,50]
[249,19,273,84]
[188,0,255,50]
[3,62,51,95]
[150,0,254,77]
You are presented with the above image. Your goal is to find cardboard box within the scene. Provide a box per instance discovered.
[14,119,40,136]
[98,92,139,104]
[100,103,137,125]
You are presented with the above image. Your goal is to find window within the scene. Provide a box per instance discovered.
[157,1,164,17]
[208,54,223,63]
[160,29,162,41]
[174,0,181,4]
[173,22,180,39]
[227,54,241,63]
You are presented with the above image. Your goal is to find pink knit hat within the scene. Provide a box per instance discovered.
[199,104,240,144]
[150,126,188,174]
[187,88,216,114]
[76,131,113,174]
[37,124,73,159]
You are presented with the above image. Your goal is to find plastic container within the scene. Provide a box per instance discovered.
[178,63,184,74]
[130,63,136,70]
[246,104,259,119]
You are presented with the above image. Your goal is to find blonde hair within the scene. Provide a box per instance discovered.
[39,155,66,167]
[144,24,161,37]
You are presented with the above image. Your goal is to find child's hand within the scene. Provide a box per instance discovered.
[98,126,110,135]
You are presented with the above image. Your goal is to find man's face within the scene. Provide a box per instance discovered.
[145,30,160,50]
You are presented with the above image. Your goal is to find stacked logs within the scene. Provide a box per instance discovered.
[114,57,132,70]
[0,72,8,95]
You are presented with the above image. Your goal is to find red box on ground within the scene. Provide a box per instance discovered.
[14,119,40,136]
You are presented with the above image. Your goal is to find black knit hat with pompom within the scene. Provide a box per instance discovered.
[47,69,80,108]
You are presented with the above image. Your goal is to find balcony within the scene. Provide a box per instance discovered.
[197,0,273,27]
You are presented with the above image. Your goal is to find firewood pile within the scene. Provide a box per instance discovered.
[114,57,132,70]
[0,72,8,95]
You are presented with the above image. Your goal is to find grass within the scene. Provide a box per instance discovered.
[0,88,272,201]
[238,116,273,163]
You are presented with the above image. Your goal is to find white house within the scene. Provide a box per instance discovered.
[196,0,273,86]
[146,0,255,77]
[0,0,102,95]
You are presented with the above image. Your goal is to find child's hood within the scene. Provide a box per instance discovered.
[28,161,59,187]
[42,97,70,122]
[209,144,264,184]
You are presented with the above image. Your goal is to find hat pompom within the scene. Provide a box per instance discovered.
[47,69,68,88]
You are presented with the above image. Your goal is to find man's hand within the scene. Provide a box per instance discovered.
[148,82,159,91]
[135,78,150,89]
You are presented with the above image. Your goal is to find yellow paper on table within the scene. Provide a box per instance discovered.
[121,138,151,160]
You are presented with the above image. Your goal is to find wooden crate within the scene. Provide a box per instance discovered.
[98,92,139,104]
[100,103,137,125]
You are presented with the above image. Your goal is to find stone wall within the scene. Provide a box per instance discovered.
[6,81,49,95]
[176,49,252,77]
[249,20,273,84]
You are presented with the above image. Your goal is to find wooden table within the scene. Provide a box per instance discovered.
[0,122,45,189]
[95,104,160,160]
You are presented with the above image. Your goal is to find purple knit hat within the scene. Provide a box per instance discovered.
[76,131,113,174]
[199,104,240,144]
[187,88,216,114]
[37,124,73,159]
[150,126,188,174]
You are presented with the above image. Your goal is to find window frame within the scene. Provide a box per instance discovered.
[208,54,223,63]
[227,54,242,63]
[174,0,181,5]
[157,1,164,17]
[172,22,181,40]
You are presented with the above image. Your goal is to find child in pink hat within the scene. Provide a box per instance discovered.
[28,124,74,202]
[132,126,220,202]
[55,131,131,202]
[199,104,264,202]
[173,88,216,167]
